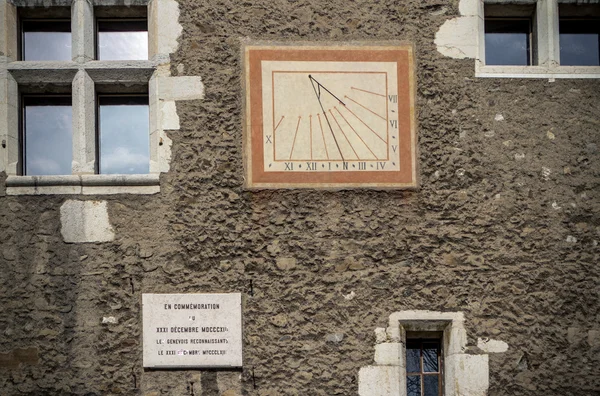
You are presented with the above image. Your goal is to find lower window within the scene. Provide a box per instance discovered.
[98,95,149,174]
[406,333,443,396]
[22,95,72,176]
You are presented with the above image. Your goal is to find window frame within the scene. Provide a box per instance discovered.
[0,0,178,195]
[358,310,490,396]
[475,0,600,78]
[405,333,444,396]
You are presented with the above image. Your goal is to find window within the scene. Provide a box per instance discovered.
[484,4,536,66]
[406,334,443,396]
[0,0,163,195]
[95,6,148,61]
[485,19,533,65]
[18,6,71,61]
[98,95,149,174]
[473,0,600,78]
[358,311,490,396]
[2,0,202,195]
[21,20,71,61]
[22,95,72,175]
[559,3,600,66]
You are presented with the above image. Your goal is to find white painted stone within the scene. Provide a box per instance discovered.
[161,100,180,130]
[445,323,468,356]
[389,310,465,325]
[6,174,160,195]
[158,76,205,101]
[445,354,489,396]
[434,15,479,59]
[0,0,18,62]
[458,0,481,17]
[149,0,182,61]
[386,325,401,343]
[81,185,160,195]
[477,338,509,353]
[0,73,18,175]
[343,291,356,301]
[358,366,402,396]
[374,343,404,366]
[142,293,243,368]
[494,114,504,122]
[375,328,387,344]
[102,316,118,324]
[60,200,115,243]
[8,185,81,195]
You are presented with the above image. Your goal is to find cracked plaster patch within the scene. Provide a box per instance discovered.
[434,0,479,59]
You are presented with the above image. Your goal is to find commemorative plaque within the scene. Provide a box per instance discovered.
[142,293,242,368]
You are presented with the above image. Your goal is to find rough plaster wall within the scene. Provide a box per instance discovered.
[0,1,599,396]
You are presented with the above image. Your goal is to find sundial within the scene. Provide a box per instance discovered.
[243,44,417,189]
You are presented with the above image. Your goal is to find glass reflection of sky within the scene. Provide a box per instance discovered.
[98,32,148,60]
[25,105,72,175]
[100,104,149,174]
[485,33,529,65]
[560,34,600,66]
[24,32,72,61]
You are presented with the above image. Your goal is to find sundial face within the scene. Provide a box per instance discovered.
[244,44,417,189]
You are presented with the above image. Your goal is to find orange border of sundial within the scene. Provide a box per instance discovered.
[244,44,417,189]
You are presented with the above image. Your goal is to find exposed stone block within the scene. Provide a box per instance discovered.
[60,200,115,243]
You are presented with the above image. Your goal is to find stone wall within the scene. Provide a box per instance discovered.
[1,0,599,395]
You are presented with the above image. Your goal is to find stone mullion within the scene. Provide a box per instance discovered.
[536,0,559,67]
[72,69,96,174]
[72,0,95,63]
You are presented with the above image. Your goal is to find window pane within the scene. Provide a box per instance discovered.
[99,97,149,174]
[22,21,71,61]
[423,375,440,396]
[485,20,531,65]
[407,375,421,396]
[406,341,421,373]
[559,20,600,66]
[98,21,147,60]
[423,343,439,372]
[24,98,72,176]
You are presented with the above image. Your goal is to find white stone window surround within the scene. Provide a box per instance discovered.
[0,0,203,195]
[436,0,600,79]
[358,311,491,396]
